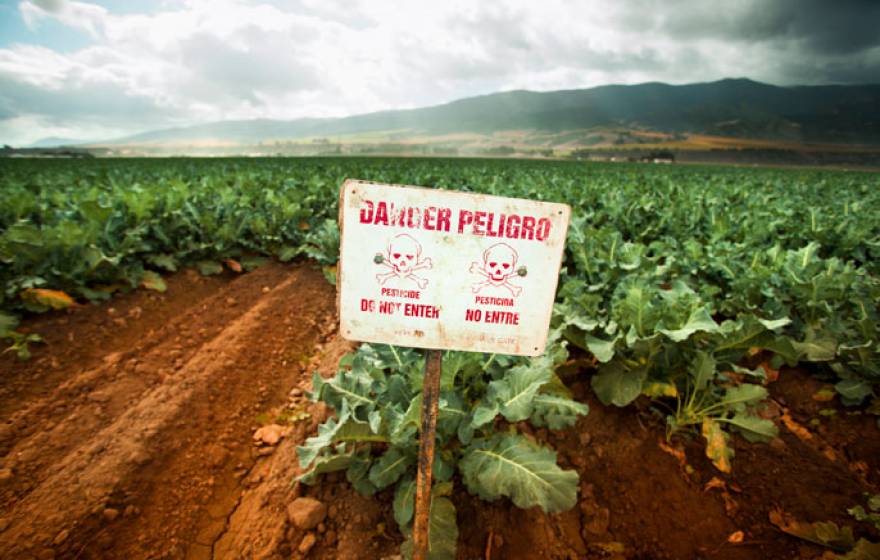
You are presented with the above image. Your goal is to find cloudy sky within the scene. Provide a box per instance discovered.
[1,0,878,145]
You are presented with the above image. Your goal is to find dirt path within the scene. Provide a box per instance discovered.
[1,263,878,559]
[0,263,345,559]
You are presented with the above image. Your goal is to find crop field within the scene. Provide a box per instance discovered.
[1,156,879,559]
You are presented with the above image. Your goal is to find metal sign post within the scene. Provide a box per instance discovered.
[337,179,570,559]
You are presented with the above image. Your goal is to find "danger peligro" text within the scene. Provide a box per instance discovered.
[359,200,552,242]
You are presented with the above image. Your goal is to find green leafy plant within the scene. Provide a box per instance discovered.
[849,494,880,532]
[296,340,588,559]
[556,276,781,471]
[0,311,41,360]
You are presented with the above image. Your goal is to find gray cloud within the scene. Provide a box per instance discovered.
[29,0,65,13]
[632,0,880,57]
[0,74,183,128]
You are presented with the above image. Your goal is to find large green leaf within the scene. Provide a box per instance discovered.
[369,446,413,489]
[585,334,616,363]
[472,356,553,426]
[690,351,715,392]
[719,383,769,411]
[529,393,589,430]
[393,477,416,528]
[793,328,838,362]
[401,492,458,560]
[346,451,377,496]
[591,359,649,407]
[296,407,384,469]
[311,369,378,421]
[297,449,353,484]
[659,306,719,342]
[721,413,777,442]
[460,433,578,513]
[835,379,874,405]
[390,395,421,445]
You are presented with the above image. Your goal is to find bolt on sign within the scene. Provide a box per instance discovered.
[338,180,571,356]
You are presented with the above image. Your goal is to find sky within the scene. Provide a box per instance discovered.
[1,0,878,145]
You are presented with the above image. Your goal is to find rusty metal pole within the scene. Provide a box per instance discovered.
[413,349,442,560]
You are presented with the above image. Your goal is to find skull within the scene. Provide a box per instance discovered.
[387,234,421,274]
[483,243,517,282]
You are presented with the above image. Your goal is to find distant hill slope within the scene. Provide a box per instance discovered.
[105,78,880,146]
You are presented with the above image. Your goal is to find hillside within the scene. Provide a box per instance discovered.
[97,78,880,148]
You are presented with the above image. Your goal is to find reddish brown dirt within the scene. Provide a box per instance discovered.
[1,263,878,559]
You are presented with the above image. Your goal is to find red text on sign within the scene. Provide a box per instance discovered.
[360,201,452,232]
[457,211,551,241]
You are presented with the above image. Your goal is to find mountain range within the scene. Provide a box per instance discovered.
[30,78,880,149]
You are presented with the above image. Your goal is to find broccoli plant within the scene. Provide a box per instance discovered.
[556,276,782,472]
[296,337,588,559]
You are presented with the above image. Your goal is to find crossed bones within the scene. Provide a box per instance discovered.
[470,242,522,297]
[375,233,432,289]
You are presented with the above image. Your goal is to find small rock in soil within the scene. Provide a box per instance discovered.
[324,530,337,545]
[582,505,611,536]
[103,352,123,367]
[257,447,274,457]
[770,438,787,451]
[124,505,138,517]
[0,468,13,482]
[261,286,271,294]
[103,508,120,522]
[53,529,69,546]
[253,424,285,446]
[288,497,327,530]
[298,532,317,555]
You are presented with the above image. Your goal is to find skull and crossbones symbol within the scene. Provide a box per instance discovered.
[469,243,522,296]
[375,234,432,289]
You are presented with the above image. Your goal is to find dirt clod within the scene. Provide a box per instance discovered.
[253,423,285,446]
[298,532,317,554]
[288,497,327,530]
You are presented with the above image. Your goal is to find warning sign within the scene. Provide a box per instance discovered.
[338,180,570,356]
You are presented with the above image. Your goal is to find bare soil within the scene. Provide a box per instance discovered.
[1,262,877,559]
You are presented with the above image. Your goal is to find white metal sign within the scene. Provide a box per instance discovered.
[338,180,570,356]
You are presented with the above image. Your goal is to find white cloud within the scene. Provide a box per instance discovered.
[1,0,878,144]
